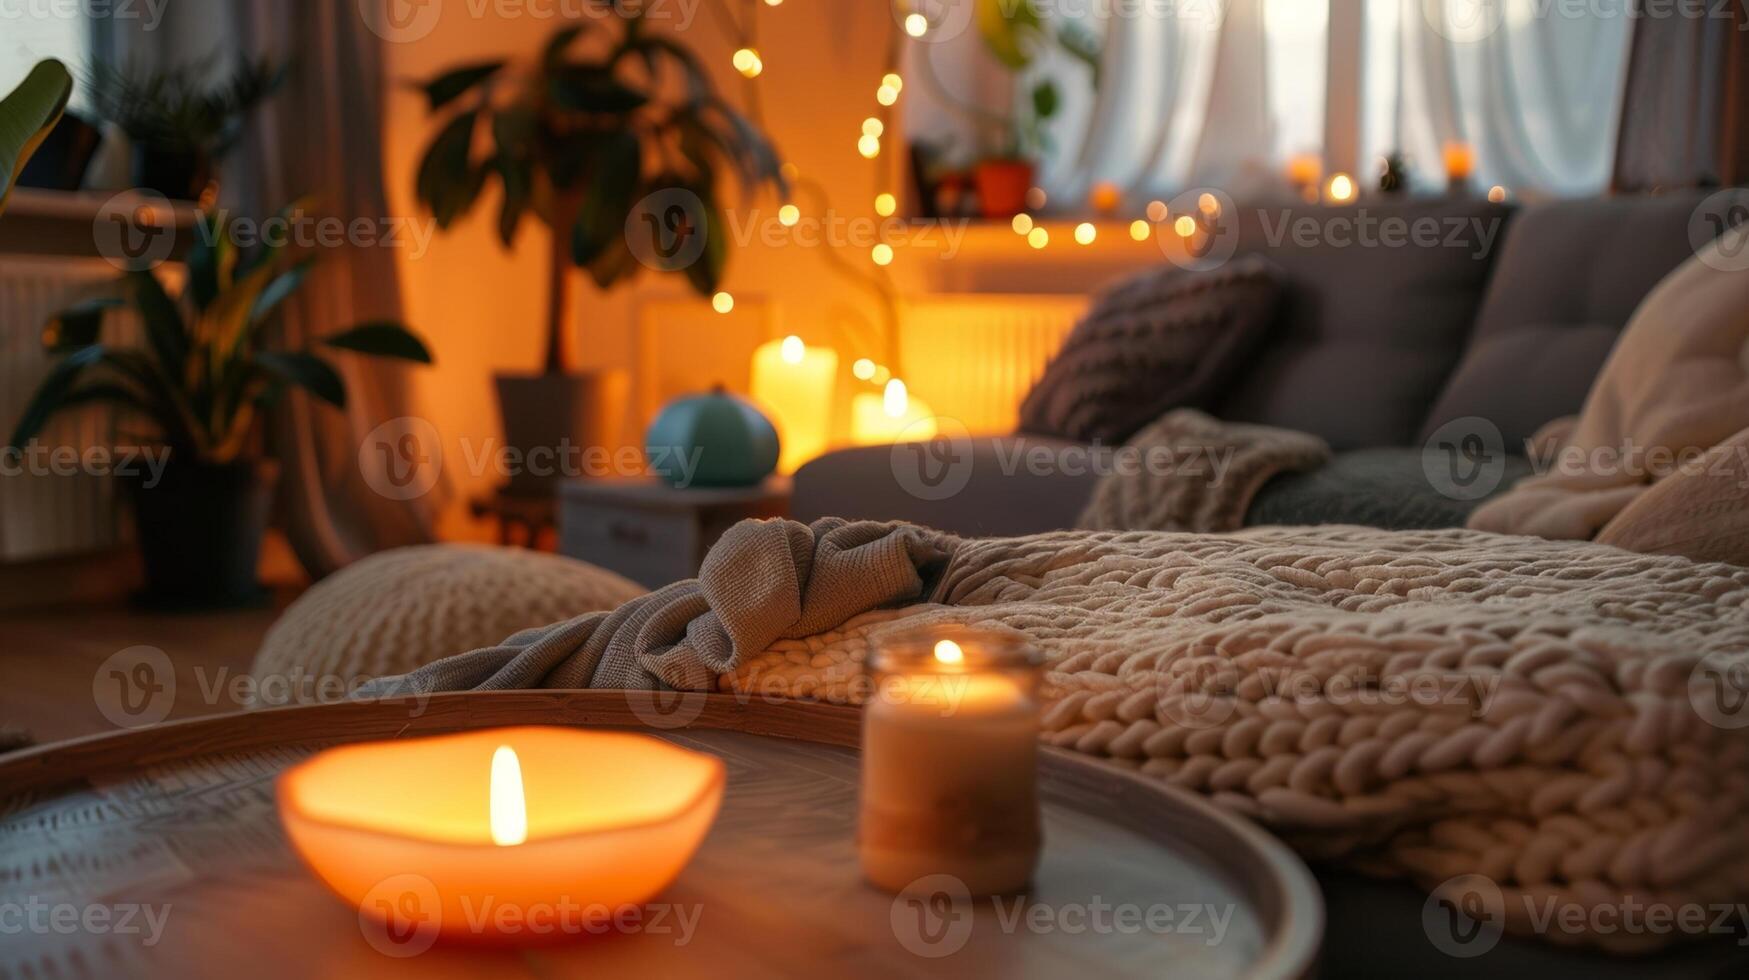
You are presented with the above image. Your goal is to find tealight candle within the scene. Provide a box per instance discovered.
[859,627,1043,896]
[1444,140,1476,190]
[278,727,723,942]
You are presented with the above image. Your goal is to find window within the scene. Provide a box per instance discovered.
[1,9,91,110]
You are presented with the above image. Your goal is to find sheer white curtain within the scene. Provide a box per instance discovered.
[1387,0,1632,195]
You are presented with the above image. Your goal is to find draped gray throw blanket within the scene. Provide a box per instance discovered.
[367,519,959,695]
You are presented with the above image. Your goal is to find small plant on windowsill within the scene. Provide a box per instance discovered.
[6,207,433,608]
[412,10,784,490]
[959,3,1100,219]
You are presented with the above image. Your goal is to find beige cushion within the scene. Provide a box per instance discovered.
[1467,226,1749,540]
[1597,424,1749,566]
[248,544,645,702]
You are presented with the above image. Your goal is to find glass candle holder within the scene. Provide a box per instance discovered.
[858,625,1044,896]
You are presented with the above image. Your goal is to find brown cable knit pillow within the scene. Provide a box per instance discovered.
[1021,253,1280,442]
[1018,255,1283,444]
[1014,259,1287,446]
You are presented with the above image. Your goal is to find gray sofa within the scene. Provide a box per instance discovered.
[795,193,1710,536]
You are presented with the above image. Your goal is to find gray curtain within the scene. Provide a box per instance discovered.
[1612,0,1749,191]
[100,1,447,576]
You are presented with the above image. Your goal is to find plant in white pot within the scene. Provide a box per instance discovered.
[7,206,433,608]
[412,11,784,490]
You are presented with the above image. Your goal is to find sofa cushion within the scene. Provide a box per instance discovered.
[1417,192,1710,450]
[1245,448,1534,530]
[1215,198,1513,449]
[791,436,1100,537]
[1017,256,1283,443]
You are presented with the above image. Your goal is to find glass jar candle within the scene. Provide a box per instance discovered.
[858,625,1043,896]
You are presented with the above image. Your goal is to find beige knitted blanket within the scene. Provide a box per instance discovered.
[373,519,1749,950]
[1077,408,1331,532]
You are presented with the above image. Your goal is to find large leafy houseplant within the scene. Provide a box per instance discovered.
[7,206,432,606]
[413,13,783,485]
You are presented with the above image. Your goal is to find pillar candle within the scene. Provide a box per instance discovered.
[749,335,837,473]
[859,628,1042,896]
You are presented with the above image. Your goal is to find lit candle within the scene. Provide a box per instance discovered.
[750,335,837,473]
[278,727,724,941]
[850,378,937,445]
[1286,154,1322,200]
[1089,181,1121,216]
[859,628,1043,896]
[1444,141,1475,190]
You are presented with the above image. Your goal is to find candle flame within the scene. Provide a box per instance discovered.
[933,639,964,665]
[883,379,908,418]
[780,335,805,364]
[490,745,528,847]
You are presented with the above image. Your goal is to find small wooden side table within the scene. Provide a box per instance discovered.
[558,477,790,588]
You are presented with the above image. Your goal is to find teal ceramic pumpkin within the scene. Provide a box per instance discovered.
[645,387,780,487]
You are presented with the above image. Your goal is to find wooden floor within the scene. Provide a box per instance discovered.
[1,592,298,746]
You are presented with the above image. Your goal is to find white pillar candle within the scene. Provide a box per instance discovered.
[859,628,1042,896]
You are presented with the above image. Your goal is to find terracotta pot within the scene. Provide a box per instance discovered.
[973,159,1036,219]
[494,370,630,492]
[127,457,278,609]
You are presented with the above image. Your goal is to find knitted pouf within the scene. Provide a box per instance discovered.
[248,544,645,704]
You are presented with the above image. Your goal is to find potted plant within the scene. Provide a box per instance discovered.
[6,208,433,608]
[0,60,73,211]
[84,53,284,201]
[965,2,1099,218]
[412,11,784,490]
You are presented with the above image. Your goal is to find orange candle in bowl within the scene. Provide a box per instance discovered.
[859,627,1043,896]
[278,727,724,942]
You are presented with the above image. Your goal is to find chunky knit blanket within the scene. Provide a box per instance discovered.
[370,519,1749,950]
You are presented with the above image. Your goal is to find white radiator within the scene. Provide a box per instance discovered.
[0,257,140,563]
[897,294,1085,434]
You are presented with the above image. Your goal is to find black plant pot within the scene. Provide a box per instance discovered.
[129,142,214,201]
[127,458,278,610]
[17,111,102,192]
